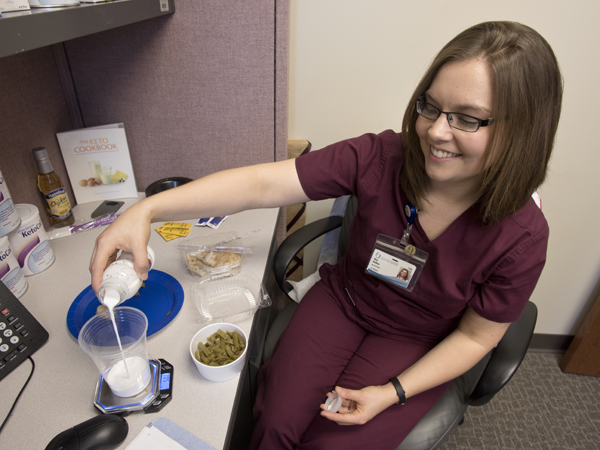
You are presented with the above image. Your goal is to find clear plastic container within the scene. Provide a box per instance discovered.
[78,307,150,397]
[192,272,271,323]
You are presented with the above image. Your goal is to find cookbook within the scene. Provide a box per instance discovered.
[57,123,138,204]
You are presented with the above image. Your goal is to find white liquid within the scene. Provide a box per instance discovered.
[100,170,113,185]
[105,356,151,397]
[103,290,129,378]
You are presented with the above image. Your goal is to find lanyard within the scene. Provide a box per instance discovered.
[401,202,417,245]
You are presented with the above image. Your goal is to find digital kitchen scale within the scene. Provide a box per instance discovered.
[94,358,173,414]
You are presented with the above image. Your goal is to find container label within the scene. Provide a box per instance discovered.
[44,188,72,219]
[9,217,55,276]
[0,244,28,298]
[0,172,21,236]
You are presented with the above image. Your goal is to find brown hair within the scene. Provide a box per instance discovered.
[401,21,563,223]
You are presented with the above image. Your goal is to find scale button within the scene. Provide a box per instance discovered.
[162,364,172,370]
[20,330,29,337]
[160,393,170,400]
[0,323,6,330]
[4,350,18,362]
[4,329,13,337]
[7,315,16,324]
[18,344,26,352]
[152,400,162,407]
[10,336,19,345]
[0,344,8,352]
[12,322,23,331]
[1,308,8,316]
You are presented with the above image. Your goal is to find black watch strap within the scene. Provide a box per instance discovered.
[389,377,407,405]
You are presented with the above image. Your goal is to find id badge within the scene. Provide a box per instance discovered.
[366,233,428,292]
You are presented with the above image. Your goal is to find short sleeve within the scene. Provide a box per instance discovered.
[468,222,548,323]
[295,130,401,201]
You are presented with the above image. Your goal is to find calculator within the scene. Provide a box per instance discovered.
[0,282,49,382]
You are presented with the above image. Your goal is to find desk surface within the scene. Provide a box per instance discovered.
[0,195,279,449]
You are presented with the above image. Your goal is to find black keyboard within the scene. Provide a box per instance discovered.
[0,282,49,382]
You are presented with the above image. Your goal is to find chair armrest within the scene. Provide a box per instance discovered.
[273,215,344,293]
[468,301,538,406]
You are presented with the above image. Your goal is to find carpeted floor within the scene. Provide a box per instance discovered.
[439,352,600,450]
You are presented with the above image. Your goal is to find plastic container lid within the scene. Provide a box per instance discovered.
[324,392,342,412]
[15,204,40,227]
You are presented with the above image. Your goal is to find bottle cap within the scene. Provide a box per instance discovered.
[324,392,342,413]
[32,147,54,174]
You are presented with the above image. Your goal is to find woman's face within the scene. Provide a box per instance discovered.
[415,59,495,193]
[399,269,408,279]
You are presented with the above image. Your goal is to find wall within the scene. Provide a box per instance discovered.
[0,0,289,230]
[288,0,600,336]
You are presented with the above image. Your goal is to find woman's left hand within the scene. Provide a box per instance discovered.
[320,384,397,425]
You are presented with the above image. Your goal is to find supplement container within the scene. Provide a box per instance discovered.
[0,236,28,298]
[98,246,156,307]
[8,204,55,276]
[78,307,151,397]
[0,168,21,237]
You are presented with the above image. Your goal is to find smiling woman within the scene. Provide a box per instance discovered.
[401,21,563,224]
[86,20,564,450]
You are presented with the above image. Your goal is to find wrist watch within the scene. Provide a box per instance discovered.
[389,377,407,405]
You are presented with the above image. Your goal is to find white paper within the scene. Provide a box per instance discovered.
[126,426,189,450]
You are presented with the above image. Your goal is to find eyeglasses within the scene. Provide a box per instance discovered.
[416,97,494,133]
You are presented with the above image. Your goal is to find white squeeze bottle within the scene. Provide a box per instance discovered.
[98,246,156,308]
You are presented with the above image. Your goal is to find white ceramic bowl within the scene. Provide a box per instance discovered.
[189,323,248,382]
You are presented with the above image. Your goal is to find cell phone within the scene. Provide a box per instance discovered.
[91,200,125,218]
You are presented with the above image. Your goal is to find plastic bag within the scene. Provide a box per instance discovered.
[176,230,257,281]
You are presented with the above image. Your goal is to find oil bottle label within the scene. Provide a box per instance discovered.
[44,188,72,219]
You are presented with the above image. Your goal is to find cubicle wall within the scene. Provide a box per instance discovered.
[0,0,289,230]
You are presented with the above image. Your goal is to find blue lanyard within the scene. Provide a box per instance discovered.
[401,202,417,244]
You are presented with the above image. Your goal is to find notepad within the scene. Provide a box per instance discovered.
[126,418,217,450]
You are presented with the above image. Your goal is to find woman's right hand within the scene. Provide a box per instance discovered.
[89,201,153,293]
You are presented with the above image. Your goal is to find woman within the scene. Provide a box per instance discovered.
[89,21,562,450]
[397,268,410,282]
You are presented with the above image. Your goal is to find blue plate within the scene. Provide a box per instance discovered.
[67,270,184,339]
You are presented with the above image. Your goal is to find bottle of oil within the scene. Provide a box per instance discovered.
[32,147,74,227]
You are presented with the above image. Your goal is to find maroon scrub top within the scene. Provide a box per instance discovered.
[295,130,548,347]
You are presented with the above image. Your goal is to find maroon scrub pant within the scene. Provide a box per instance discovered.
[250,281,450,450]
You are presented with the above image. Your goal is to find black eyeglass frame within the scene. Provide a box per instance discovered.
[416,97,494,133]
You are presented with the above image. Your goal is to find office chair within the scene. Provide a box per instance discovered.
[263,196,538,450]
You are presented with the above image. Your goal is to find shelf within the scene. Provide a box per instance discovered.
[0,0,175,59]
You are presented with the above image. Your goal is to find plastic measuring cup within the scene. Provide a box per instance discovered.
[78,307,151,397]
